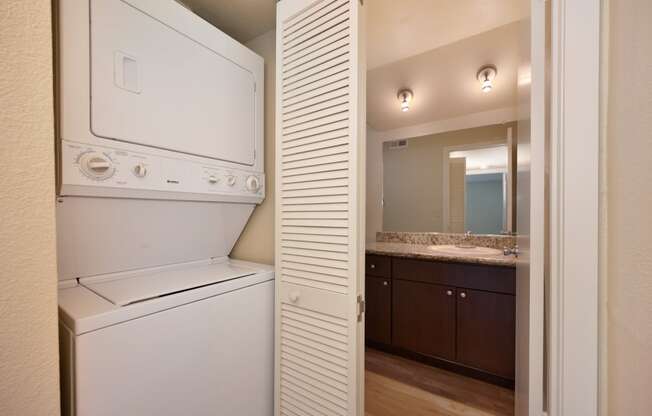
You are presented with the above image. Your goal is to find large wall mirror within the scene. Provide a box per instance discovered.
[382,123,517,235]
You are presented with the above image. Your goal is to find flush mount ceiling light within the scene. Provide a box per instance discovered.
[397,89,414,112]
[477,65,497,93]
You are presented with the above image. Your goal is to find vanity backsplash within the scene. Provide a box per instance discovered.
[376,231,516,250]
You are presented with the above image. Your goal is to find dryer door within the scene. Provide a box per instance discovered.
[89,0,256,166]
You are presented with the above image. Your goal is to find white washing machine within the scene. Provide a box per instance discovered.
[54,1,271,414]
[58,260,274,416]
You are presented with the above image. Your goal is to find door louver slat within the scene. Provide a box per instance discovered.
[283,80,350,109]
[281,366,347,399]
[283,53,349,87]
[284,37,350,74]
[283,5,349,50]
[281,232,348,244]
[283,172,349,186]
[283,0,348,40]
[283,63,349,96]
[282,211,348,220]
[282,111,349,135]
[283,103,348,128]
[282,162,349,178]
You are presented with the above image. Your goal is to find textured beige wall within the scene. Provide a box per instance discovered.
[382,122,515,232]
[0,1,61,415]
[230,30,276,265]
[606,0,652,414]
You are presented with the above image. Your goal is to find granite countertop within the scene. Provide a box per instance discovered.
[366,241,517,268]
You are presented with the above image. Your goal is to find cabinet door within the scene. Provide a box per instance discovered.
[393,280,456,361]
[365,276,391,345]
[457,289,515,379]
[366,255,391,278]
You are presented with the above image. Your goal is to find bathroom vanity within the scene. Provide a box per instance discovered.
[365,236,516,388]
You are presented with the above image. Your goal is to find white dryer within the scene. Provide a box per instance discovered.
[54,1,271,415]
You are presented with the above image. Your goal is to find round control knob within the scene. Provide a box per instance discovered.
[245,175,260,192]
[226,175,237,187]
[79,152,114,180]
[208,175,219,185]
[133,163,147,178]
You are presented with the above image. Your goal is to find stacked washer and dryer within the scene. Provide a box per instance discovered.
[55,1,273,415]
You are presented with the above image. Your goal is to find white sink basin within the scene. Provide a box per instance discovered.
[426,245,503,256]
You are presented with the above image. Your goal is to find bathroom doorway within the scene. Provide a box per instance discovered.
[363,0,545,414]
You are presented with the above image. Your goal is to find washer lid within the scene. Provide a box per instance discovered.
[80,262,257,307]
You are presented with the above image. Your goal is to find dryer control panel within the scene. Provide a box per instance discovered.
[60,141,264,203]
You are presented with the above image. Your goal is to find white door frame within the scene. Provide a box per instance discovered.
[273,0,601,414]
[548,0,600,415]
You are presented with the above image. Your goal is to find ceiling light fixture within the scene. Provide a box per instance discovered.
[476,65,497,93]
[397,89,414,112]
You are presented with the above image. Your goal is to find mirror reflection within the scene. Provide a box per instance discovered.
[382,123,517,235]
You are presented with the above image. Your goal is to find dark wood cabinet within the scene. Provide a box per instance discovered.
[365,254,516,387]
[393,280,456,361]
[456,288,515,379]
[366,254,391,278]
[365,276,392,345]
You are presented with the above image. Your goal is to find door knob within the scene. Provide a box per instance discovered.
[383,281,389,286]
[460,292,467,299]
[289,291,300,303]
[446,290,453,296]
[370,264,376,269]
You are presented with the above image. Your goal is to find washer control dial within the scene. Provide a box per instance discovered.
[79,152,114,180]
[133,163,147,178]
[245,175,261,192]
[226,175,237,187]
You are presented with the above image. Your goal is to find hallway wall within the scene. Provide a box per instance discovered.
[230,30,276,265]
[0,1,61,415]
[605,0,652,413]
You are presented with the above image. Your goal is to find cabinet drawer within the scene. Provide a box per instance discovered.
[366,255,391,278]
[393,258,515,295]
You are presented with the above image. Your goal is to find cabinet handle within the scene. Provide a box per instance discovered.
[370,264,376,269]
[446,290,453,296]
[460,292,467,299]
[383,281,389,286]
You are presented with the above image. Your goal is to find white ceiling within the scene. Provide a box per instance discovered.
[179,0,527,57]
[179,0,275,43]
[178,1,526,133]
[367,22,521,132]
[366,0,528,70]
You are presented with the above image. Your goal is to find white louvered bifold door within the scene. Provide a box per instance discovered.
[275,0,365,415]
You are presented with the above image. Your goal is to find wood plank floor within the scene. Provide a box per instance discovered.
[365,349,514,416]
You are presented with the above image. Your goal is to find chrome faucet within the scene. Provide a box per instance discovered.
[503,244,520,257]
[456,231,475,249]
